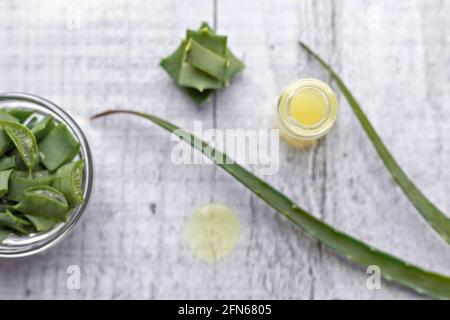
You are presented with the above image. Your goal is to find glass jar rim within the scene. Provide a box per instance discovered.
[277,78,338,140]
[0,92,94,258]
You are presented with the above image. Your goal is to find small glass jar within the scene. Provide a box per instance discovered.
[276,78,338,148]
[0,93,94,258]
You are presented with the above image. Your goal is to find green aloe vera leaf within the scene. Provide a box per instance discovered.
[0,110,21,123]
[0,169,13,197]
[299,42,450,245]
[194,22,244,85]
[0,155,16,171]
[4,108,35,123]
[185,88,214,104]
[160,22,243,104]
[178,62,222,92]
[0,210,32,234]
[223,48,245,87]
[14,151,28,171]
[7,170,54,202]
[186,39,228,80]
[0,111,19,157]
[14,185,69,222]
[160,41,214,104]
[52,160,84,207]
[200,22,212,30]
[25,214,58,233]
[31,115,56,142]
[186,28,227,56]
[14,153,45,172]
[0,227,10,243]
[39,123,80,171]
[160,40,186,82]
[160,39,222,91]
[92,109,450,299]
[190,23,244,86]
[25,116,39,129]
[0,121,38,172]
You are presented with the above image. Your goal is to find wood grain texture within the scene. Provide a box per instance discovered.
[0,0,449,299]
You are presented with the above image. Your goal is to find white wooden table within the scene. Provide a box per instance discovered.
[0,0,449,299]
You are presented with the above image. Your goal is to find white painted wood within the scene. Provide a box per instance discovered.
[0,0,449,299]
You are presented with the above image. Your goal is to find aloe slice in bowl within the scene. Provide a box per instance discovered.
[13,185,69,222]
[52,160,85,208]
[0,121,39,173]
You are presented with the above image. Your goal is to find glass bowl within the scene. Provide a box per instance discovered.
[0,93,93,258]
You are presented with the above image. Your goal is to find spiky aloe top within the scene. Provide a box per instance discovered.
[160,22,245,104]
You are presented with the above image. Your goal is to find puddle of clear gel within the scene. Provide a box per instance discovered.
[186,203,240,264]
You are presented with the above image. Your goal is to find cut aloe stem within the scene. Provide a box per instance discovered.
[299,42,450,246]
[92,110,450,299]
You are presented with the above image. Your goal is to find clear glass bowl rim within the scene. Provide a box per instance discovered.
[0,92,93,258]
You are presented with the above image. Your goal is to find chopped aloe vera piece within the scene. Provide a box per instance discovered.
[187,203,240,263]
[25,214,58,232]
[160,41,213,104]
[0,134,11,158]
[0,227,10,243]
[25,116,39,129]
[14,152,28,171]
[0,155,16,171]
[0,121,39,172]
[52,160,84,207]
[186,39,228,80]
[14,186,69,222]
[199,21,212,30]
[39,124,80,171]
[12,151,44,172]
[0,110,20,123]
[186,28,227,56]
[161,22,244,104]
[0,169,13,197]
[223,48,245,86]
[160,40,187,81]
[7,171,54,202]
[193,23,244,85]
[0,210,32,234]
[185,88,213,104]
[31,115,55,142]
[178,63,222,92]
[5,108,35,123]
[0,111,19,157]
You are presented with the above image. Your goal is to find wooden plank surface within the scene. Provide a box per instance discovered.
[0,0,449,299]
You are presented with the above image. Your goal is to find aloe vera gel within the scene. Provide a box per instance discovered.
[276,79,338,147]
[187,203,240,264]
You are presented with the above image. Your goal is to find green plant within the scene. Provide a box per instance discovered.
[299,42,450,245]
[92,109,450,299]
[160,22,244,104]
[0,109,84,242]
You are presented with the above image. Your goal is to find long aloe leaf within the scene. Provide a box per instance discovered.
[299,42,450,245]
[92,109,450,299]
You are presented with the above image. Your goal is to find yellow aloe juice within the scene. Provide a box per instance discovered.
[276,79,338,147]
